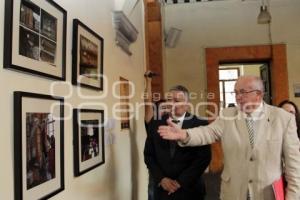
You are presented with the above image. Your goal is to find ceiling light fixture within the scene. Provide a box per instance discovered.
[257,1,271,24]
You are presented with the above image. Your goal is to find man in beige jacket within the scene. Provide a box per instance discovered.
[158,76,300,200]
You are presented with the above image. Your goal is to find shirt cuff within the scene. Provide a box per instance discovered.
[178,130,190,146]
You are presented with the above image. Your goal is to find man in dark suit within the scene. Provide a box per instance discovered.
[144,85,211,200]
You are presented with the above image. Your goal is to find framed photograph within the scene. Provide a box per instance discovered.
[72,19,104,90]
[14,91,64,200]
[120,77,130,130]
[73,109,105,176]
[294,83,300,97]
[4,0,67,80]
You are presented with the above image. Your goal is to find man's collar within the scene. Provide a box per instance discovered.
[173,112,186,122]
[244,102,264,120]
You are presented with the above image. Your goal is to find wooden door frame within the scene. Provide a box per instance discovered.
[206,44,288,107]
[205,44,289,172]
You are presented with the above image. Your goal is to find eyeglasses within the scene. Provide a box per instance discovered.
[233,90,260,96]
[289,110,296,115]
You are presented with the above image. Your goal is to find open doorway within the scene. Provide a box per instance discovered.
[219,62,272,108]
[206,44,288,110]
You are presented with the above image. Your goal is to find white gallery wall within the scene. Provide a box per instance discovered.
[0,0,148,199]
[164,0,300,110]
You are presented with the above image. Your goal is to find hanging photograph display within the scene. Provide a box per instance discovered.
[14,91,64,200]
[72,19,104,90]
[4,0,67,80]
[73,109,105,176]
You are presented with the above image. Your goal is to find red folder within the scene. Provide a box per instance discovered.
[272,176,285,200]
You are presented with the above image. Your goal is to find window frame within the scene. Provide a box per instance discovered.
[219,67,240,108]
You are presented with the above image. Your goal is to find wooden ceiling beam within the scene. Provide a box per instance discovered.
[147,1,161,21]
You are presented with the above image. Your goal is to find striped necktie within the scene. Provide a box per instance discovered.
[246,115,255,148]
[246,115,254,200]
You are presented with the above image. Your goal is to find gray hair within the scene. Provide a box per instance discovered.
[237,75,264,92]
[169,85,190,101]
[251,76,264,92]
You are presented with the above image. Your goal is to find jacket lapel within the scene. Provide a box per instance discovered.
[181,112,192,129]
[235,109,252,150]
[234,104,272,153]
[253,104,272,150]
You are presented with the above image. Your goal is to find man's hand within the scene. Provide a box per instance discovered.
[160,177,181,195]
[158,119,188,141]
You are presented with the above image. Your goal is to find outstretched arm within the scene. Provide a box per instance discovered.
[158,119,189,141]
[144,75,154,124]
[158,117,223,146]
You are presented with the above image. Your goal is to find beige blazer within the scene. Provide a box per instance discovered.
[181,103,300,200]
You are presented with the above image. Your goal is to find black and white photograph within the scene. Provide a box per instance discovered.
[26,112,56,189]
[40,37,56,64]
[72,19,104,90]
[79,35,99,80]
[19,26,40,60]
[80,120,100,162]
[73,109,105,176]
[41,9,57,41]
[4,0,66,80]
[19,0,40,33]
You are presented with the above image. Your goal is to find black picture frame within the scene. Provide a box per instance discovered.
[73,109,105,176]
[14,91,64,200]
[72,19,104,90]
[4,0,67,80]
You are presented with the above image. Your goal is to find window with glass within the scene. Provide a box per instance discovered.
[219,68,240,108]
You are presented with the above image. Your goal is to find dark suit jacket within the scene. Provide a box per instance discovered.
[144,113,211,200]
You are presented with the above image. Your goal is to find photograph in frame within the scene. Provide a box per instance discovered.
[4,0,66,80]
[14,91,64,200]
[120,77,130,130]
[73,109,105,176]
[294,83,300,97]
[72,19,104,90]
